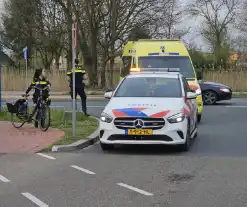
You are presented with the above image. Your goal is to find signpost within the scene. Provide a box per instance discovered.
[0,65,2,112]
[72,22,77,137]
[23,46,28,88]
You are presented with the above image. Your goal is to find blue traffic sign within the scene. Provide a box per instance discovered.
[23,46,27,60]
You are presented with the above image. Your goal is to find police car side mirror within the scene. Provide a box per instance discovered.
[104,91,113,99]
[105,88,113,92]
[187,91,197,99]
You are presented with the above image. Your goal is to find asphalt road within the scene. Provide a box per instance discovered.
[1,98,247,206]
[49,99,109,118]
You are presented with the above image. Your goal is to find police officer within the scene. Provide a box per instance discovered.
[67,58,89,116]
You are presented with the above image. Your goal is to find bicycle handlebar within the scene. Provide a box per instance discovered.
[34,85,50,91]
[22,94,30,97]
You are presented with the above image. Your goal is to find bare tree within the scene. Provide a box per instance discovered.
[154,0,190,39]
[237,0,247,32]
[35,0,67,69]
[97,0,159,88]
[51,0,73,70]
[187,0,240,65]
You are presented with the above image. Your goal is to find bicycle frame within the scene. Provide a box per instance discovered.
[22,86,48,122]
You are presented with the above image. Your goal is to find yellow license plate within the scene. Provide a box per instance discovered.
[126,129,153,135]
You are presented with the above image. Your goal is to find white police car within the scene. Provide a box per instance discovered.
[100,69,198,151]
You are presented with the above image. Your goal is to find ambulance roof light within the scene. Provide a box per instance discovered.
[130,68,141,72]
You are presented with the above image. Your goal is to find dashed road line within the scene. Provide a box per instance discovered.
[117,183,153,196]
[0,175,10,183]
[71,165,96,175]
[36,153,56,160]
[225,106,247,108]
[22,192,49,207]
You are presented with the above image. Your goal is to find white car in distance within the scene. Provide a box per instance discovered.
[100,71,198,151]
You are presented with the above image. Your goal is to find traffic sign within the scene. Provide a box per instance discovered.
[23,47,27,60]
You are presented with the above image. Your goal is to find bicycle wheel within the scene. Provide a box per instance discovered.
[39,103,51,132]
[11,113,25,128]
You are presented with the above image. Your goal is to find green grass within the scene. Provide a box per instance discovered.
[232,93,247,98]
[0,108,99,150]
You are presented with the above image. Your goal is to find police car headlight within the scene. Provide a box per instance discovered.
[167,113,185,124]
[100,112,113,123]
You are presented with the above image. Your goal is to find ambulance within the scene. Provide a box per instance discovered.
[119,39,203,123]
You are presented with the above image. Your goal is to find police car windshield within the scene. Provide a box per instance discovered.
[138,56,195,78]
[114,77,182,98]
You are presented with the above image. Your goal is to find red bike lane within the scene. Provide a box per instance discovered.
[0,121,64,153]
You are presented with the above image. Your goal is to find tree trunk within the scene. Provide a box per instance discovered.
[55,56,60,70]
[109,0,117,88]
[27,43,32,70]
[100,59,107,89]
[109,58,115,88]
[90,31,98,88]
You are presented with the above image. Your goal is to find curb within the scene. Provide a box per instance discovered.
[232,92,247,94]
[51,116,100,152]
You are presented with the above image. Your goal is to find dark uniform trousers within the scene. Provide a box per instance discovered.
[67,67,87,113]
[69,87,87,112]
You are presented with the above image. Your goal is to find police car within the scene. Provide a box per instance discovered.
[100,69,199,151]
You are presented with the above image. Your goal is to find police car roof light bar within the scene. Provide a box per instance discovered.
[168,68,180,72]
[134,68,180,72]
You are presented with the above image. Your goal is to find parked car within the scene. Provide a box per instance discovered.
[199,81,232,105]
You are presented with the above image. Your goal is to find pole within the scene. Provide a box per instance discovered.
[25,59,28,88]
[0,64,2,112]
[23,47,28,88]
[72,22,77,137]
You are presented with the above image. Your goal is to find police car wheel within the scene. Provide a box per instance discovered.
[100,142,114,151]
[180,124,191,152]
[197,114,202,123]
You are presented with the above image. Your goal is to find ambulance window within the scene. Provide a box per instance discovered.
[138,56,195,78]
[120,56,131,77]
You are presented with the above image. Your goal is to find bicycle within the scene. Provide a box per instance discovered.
[6,85,51,132]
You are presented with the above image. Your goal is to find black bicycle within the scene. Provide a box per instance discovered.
[6,86,51,132]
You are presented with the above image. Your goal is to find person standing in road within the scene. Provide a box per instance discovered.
[67,58,89,116]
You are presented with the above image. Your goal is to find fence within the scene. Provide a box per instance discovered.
[203,70,247,91]
[2,68,247,92]
[2,69,69,92]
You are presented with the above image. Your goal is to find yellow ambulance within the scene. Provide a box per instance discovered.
[119,39,203,123]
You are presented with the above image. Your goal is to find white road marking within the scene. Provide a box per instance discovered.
[36,153,56,160]
[0,175,10,183]
[71,165,96,175]
[22,192,49,207]
[226,106,247,108]
[117,183,153,196]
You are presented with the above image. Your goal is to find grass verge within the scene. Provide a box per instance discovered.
[232,93,247,98]
[0,108,99,151]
